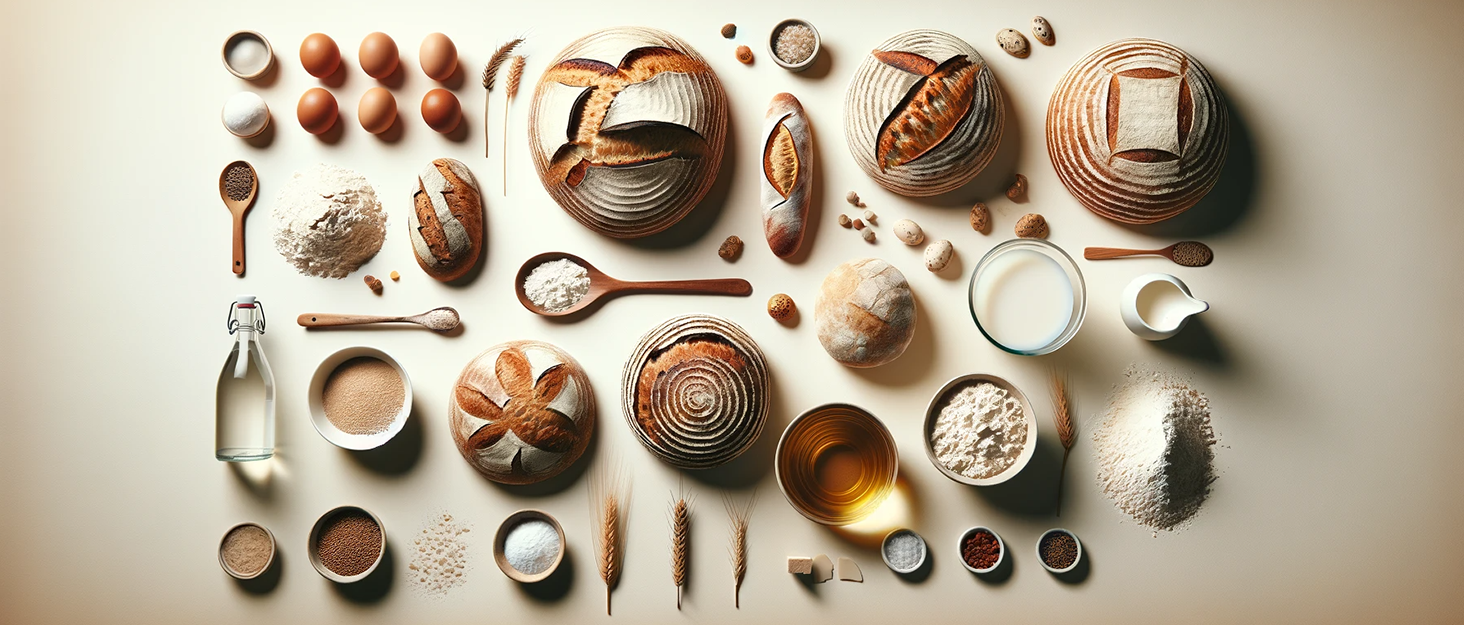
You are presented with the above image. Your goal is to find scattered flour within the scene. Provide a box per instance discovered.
[930,381,1029,479]
[1093,366,1217,534]
[408,512,471,598]
[271,163,387,278]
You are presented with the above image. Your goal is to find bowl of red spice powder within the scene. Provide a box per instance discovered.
[958,526,1004,574]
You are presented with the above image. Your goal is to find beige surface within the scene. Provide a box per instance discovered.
[2,0,1463,623]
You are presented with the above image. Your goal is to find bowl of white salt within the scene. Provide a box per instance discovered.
[494,509,565,583]
[922,374,1038,486]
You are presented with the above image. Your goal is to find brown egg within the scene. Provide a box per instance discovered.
[299,33,340,78]
[297,88,338,135]
[357,87,396,134]
[421,89,461,133]
[419,33,457,82]
[359,32,399,79]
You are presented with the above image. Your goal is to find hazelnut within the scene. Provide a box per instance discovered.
[969,202,990,233]
[1015,213,1049,239]
[838,214,852,228]
[736,45,754,64]
[845,191,863,207]
[364,275,384,294]
[767,293,796,321]
[721,23,737,39]
[861,228,876,242]
[718,235,744,260]
[863,209,877,223]
[852,218,865,230]
[1006,174,1028,200]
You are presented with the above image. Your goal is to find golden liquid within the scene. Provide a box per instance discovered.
[778,404,898,525]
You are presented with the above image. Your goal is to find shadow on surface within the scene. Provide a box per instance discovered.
[332,542,394,604]
[349,405,424,476]
[1122,104,1258,238]
[518,546,575,602]
[233,550,283,595]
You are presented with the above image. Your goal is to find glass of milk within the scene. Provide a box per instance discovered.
[968,239,1086,355]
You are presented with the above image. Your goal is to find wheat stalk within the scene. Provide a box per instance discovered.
[670,492,690,610]
[591,466,627,615]
[481,38,524,158]
[503,55,525,196]
[1051,369,1075,517]
[724,493,753,608]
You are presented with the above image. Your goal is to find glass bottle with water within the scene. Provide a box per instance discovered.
[216,295,275,461]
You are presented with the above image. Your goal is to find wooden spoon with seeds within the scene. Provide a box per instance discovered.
[515,252,752,317]
[1084,241,1214,267]
[219,161,258,276]
[296,306,461,332]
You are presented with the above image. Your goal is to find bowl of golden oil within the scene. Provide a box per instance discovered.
[775,403,898,525]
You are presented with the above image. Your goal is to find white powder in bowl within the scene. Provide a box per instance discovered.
[271,164,387,278]
[930,381,1028,479]
[1093,366,1216,533]
[504,519,560,575]
[523,259,590,312]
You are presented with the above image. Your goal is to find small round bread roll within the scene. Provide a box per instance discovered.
[815,258,916,367]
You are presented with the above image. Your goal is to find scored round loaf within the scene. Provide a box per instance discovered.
[815,258,916,368]
[1046,38,1229,224]
[621,314,769,469]
[844,30,1004,197]
[529,27,728,239]
[409,158,483,282]
[449,341,595,485]
[761,93,813,258]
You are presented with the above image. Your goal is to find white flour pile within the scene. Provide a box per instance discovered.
[930,381,1029,479]
[523,259,590,312]
[1093,366,1217,533]
[408,512,471,598]
[271,163,386,278]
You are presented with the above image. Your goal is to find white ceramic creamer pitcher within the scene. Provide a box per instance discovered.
[1120,274,1209,341]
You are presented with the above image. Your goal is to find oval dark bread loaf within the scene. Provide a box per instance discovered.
[409,158,483,282]
[761,93,812,258]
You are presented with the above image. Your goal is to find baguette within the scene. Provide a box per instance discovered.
[759,93,813,258]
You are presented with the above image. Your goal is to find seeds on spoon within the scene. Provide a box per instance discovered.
[1170,241,1214,267]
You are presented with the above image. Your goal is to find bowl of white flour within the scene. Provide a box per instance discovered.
[922,374,1038,486]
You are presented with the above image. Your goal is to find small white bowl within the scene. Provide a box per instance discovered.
[880,528,928,574]
[957,526,1005,574]
[218,522,276,580]
[1036,528,1083,574]
[308,346,412,450]
[923,374,1038,486]
[221,30,275,80]
[308,505,386,583]
[768,19,820,71]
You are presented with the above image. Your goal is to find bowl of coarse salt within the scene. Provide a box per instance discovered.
[308,346,412,450]
[922,373,1038,486]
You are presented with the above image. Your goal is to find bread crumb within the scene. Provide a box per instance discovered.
[389,270,400,281]
[718,235,744,260]
[787,556,813,575]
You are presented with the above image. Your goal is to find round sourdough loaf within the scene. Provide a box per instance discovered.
[408,158,483,282]
[815,258,916,368]
[1047,38,1229,224]
[449,341,594,485]
[621,314,769,469]
[528,27,728,238]
[844,30,1004,197]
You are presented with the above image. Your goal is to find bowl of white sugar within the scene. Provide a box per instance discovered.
[922,374,1038,486]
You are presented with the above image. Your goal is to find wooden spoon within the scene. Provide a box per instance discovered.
[1083,241,1214,267]
[296,306,461,332]
[514,252,753,317]
[219,161,259,275]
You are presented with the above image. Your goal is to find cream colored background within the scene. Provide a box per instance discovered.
[2,0,1462,622]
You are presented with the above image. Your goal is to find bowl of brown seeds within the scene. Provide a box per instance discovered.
[308,505,387,583]
[308,346,413,451]
[1036,528,1082,574]
[219,522,276,580]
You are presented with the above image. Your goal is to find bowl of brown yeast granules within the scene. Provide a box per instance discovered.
[308,505,387,583]
[308,346,413,450]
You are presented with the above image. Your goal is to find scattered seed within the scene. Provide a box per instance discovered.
[721,23,737,39]
[970,202,990,233]
[389,270,400,281]
[1006,174,1028,200]
[1015,213,1048,239]
[718,235,744,260]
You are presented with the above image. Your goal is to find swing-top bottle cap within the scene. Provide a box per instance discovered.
[236,295,257,306]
